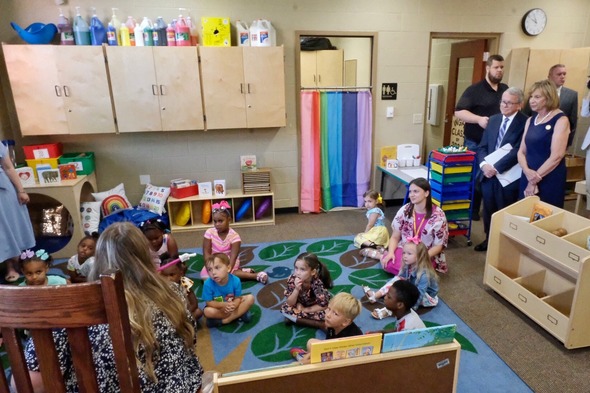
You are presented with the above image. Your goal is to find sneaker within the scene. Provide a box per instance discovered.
[290,347,307,362]
[238,311,252,323]
[206,318,223,328]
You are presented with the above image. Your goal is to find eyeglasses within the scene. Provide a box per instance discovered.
[500,100,519,106]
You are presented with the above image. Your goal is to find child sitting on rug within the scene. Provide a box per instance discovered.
[281,252,333,329]
[200,200,268,284]
[202,253,255,328]
[140,219,179,268]
[364,239,439,310]
[158,253,203,321]
[19,249,67,286]
[354,190,389,250]
[66,234,98,283]
[373,280,426,332]
[290,292,363,364]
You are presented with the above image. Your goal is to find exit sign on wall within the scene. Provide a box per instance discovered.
[381,83,397,100]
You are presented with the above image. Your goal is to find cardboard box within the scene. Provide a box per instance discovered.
[201,17,231,46]
[380,146,397,167]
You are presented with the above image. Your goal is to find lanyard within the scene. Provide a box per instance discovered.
[413,210,427,238]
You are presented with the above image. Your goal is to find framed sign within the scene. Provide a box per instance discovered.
[381,83,397,100]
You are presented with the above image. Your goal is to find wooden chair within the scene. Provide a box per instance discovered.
[0,271,141,393]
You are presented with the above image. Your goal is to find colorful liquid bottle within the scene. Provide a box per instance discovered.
[73,6,91,45]
[57,8,74,45]
[166,23,176,46]
[120,23,130,46]
[186,15,198,45]
[154,16,167,46]
[175,12,190,46]
[140,17,154,46]
[134,22,144,46]
[89,7,106,45]
[106,22,118,46]
[110,8,121,45]
[125,16,136,46]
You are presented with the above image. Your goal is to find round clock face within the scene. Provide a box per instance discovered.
[522,8,547,36]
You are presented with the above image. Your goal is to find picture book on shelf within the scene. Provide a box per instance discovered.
[530,202,552,222]
[59,163,78,180]
[309,333,382,364]
[240,155,257,170]
[381,324,456,353]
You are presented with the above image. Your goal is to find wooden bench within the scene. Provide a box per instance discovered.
[212,340,460,393]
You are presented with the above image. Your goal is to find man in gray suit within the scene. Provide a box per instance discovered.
[524,64,578,146]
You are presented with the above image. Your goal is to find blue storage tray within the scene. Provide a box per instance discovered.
[430,180,471,194]
[432,189,472,202]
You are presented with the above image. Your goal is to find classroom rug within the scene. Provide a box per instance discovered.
[1,237,533,392]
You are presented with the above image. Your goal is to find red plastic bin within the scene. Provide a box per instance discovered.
[23,143,63,159]
[170,184,199,199]
[430,150,475,163]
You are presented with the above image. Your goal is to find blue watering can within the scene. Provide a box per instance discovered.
[10,22,57,44]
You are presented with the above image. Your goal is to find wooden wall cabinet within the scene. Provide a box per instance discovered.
[300,49,343,88]
[2,44,116,136]
[106,46,204,132]
[199,46,286,130]
[167,190,274,233]
[484,196,590,349]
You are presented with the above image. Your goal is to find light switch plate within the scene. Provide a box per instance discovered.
[413,113,423,124]
[386,106,394,118]
[140,175,151,185]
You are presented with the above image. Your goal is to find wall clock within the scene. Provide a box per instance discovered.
[522,8,547,36]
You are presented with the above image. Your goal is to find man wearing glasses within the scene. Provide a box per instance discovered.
[474,88,528,252]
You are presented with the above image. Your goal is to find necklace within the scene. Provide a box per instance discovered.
[412,210,427,237]
[534,110,554,126]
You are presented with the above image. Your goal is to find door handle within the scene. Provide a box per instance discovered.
[160,85,165,95]
[54,85,62,97]
[152,84,159,95]
[63,85,70,97]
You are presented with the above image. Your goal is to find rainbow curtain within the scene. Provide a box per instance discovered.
[300,90,372,213]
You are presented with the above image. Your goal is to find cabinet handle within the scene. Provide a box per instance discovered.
[509,222,518,230]
[568,252,580,262]
[546,314,558,325]
[247,83,251,94]
[493,276,502,285]
[152,84,159,95]
[63,85,70,97]
[518,293,527,303]
[240,83,244,94]
[54,85,62,97]
[535,236,546,245]
[318,74,321,83]
[313,75,316,83]
[160,85,165,95]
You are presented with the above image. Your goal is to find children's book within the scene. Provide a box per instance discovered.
[309,333,382,364]
[240,155,257,170]
[59,163,78,180]
[381,324,456,353]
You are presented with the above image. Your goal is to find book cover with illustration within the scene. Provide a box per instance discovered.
[240,155,257,170]
[381,324,456,353]
[309,333,382,364]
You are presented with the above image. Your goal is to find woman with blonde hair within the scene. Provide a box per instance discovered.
[518,79,570,207]
[22,222,203,392]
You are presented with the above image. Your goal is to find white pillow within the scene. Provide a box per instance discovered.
[91,183,133,217]
[80,201,101,235]
[139,183,171,215]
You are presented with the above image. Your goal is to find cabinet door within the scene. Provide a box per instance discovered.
[316,49,343,87]
[106,46,162,132]
[243,47,286,128]
[57,46,116,134]
[199,47,247,130]
[3,44,68,135]
[300,51,317,88]
[153,47,204,131]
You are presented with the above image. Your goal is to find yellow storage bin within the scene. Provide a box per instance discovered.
[25,156,60,180]
[430,162,472,174]
[201,17,231,46]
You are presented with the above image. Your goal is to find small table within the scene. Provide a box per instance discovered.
[376,165,429,203]
[24,173,97,259]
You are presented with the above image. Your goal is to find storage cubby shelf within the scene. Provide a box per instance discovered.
[484,196,590,349]
[167,189,274,233]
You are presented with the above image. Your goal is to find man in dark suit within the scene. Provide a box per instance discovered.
[474,87,528,252]
[524,64,578,146]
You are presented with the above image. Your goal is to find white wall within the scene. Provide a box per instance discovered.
[1,0,590,206]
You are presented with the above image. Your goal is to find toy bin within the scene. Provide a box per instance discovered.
[170,184,199,199]
[58,152,95,175]
[25,157,60,180]
[23,143,63,159]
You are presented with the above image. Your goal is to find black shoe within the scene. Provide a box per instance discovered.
[474,241,488,252]
[206,318,223,328]
[472,212,480,221]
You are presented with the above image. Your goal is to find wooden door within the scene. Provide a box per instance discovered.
[106,46,161,132]
[316,49,343,87]
[153,47,204,131]
[443,40,487,146]
[199,46,247,130]
[243,47,286,128]
[300,51,317,87]
[3,45,68,135]
[58,46,116,134]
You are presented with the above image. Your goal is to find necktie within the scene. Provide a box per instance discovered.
[495,117,509,150]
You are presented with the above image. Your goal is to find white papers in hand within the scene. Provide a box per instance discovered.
[484,143,521,187]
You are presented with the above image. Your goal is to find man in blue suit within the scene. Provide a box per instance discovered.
[474,87,528,252]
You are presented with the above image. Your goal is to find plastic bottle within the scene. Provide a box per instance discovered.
[140,17,154,46]
[175,11,190,46]
[73,6,91,45]
[120,23,130,46]
[154,16,167,46]
[57,8,74,45]
[249,19,260,47]
[186,15,198,45]
[166,24,176,46]
[106,22,118,46]
[258,19,275,47]
[134,22,144,46]
[89,7,106,45]
[125,16,136,46]
[110,8,121,45]
[236,20,249,46]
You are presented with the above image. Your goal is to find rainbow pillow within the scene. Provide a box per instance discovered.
[91,183,132,217]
